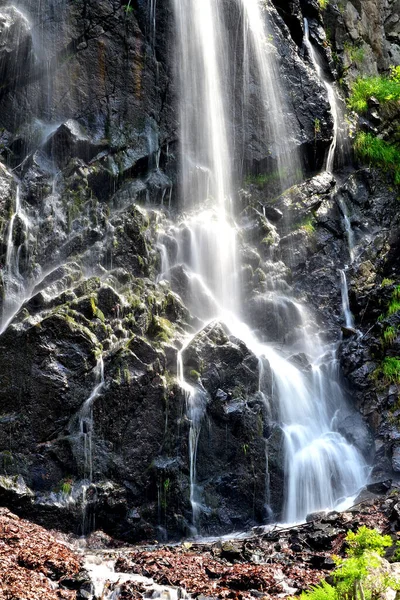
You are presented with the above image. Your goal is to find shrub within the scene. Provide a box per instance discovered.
[345,526,392,558]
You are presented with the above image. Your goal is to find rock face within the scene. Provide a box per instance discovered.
[0,0,397,543]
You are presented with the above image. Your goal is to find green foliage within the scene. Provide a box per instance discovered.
[295,527,396,600]
[124,0,133,13]
[348,74,400,113]
[354,133,400,186]
[382,278,395,287]
[388,286,400,316]
[345,526,392,558]
[382,326,398,347]
[318,0,329,8]
[61,481,72,495]
[189,369,200,380]
[298,580,337,600]
[344,42,365,65]
[375,357,400,384]
[390,65,400,83]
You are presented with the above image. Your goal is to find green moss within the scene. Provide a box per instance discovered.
[354,133,400,186]
[382,278,395,287]
[348,75,400,113]
[189,370,200,380]
[148,315,174,343]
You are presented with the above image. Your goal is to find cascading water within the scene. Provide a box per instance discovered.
[166,0,368,529]
[303,19,349,173]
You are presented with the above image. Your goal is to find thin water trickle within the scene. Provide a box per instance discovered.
[79,356,105,482]
[340,269,355,330]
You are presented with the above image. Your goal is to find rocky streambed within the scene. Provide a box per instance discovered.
[2,483,400,600]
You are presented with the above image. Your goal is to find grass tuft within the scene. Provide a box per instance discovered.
[354,133,400,186]
[348,75,400,113]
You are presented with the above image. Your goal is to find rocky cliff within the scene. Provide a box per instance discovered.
[0,0,398,543]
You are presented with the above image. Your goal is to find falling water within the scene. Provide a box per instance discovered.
[303,19,347,173]
[167,0,367,528]
[340,270,355,330]
[240,0,302,189]
[79,357,105,482]
[338,196,355,263]
[149,0,157,51]
[2,184,31,328]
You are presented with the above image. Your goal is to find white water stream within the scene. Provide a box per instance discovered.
[166,0,367,530]
[340,270,355,330]
[2,183,32,328]
[304,19,337,173]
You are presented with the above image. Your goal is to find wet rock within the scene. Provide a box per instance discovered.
[366,480,392,494]
[392,445,400,473]
[43,120,107,169]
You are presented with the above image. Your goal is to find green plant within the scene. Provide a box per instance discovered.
[61,481,72,495]
[318,0,329,8]
[354,133,400,186]
[296,528,395,600]
[388,286,400,315]
[390,65,400,82]
[382,326,398,347]
[125,0,133,13]
[348,75,400,113]
[345,526,392,557]
[189,370,200,380]
[382,278,395,287]
[297,580,337,600]
[374,357,400,384]
[148,315,174,343]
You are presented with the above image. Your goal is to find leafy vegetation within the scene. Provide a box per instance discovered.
[295,527,396,600]
[318,0,329,8]
[354,133,400,186]
[348,73,400,114]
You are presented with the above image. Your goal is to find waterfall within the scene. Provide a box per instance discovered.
[303,19,348,173]
[168,0,367,529]
[340,270,355,330]
[2,184,31,330]
[240,0,302,189]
